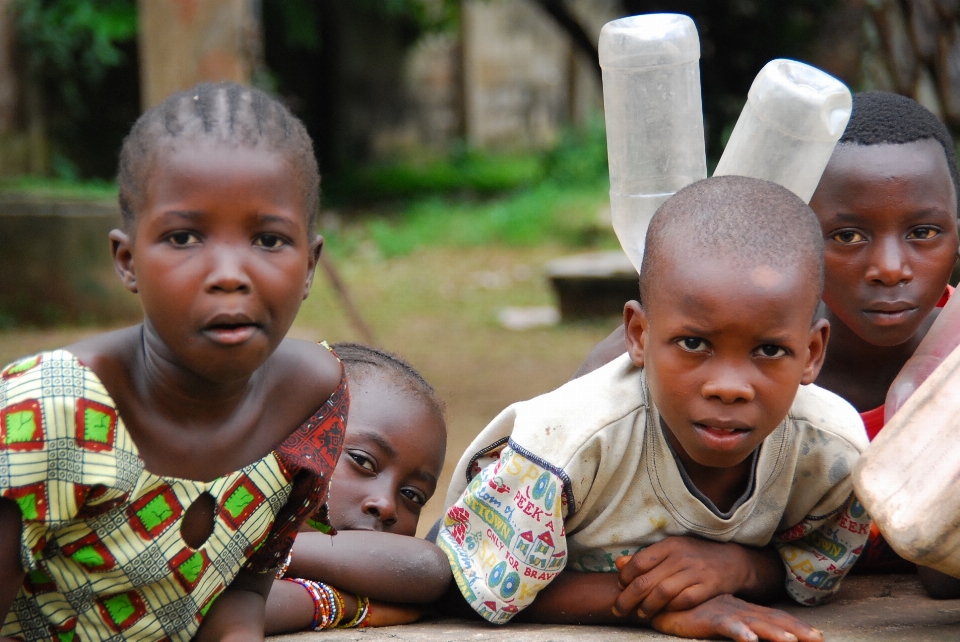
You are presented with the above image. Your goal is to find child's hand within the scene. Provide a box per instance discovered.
[613,536,782,619]
[364,601,423,627]
[651,594,822,642]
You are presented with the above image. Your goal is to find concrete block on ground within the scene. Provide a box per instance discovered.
[546,250,638,319]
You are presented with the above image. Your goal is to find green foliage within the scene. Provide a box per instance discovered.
[15,0,137,115]
[0,175,117,200]
[334,152,546,202]
[356,183,612,258]
[327,120,614,258]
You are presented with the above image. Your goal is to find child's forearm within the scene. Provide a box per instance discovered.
[516,571,644,625]
[193,570,273,642]
[265,579,359,635]
[288,531,451,602]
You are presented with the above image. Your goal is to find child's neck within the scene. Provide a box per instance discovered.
[661,420,754,515]
[817,307,939,412]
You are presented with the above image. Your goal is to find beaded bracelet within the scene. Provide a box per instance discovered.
[285,578,324,630]
[285,578,342,630]
[337,594,370,628]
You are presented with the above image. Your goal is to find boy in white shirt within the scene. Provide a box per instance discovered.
[437,176,869,642]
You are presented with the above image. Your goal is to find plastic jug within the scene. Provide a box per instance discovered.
[714,59,851,203]
[854,332,960,576]
[599,14,707,272]
[886,291,960,420]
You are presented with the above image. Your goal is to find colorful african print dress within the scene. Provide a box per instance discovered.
[0,349,348,642]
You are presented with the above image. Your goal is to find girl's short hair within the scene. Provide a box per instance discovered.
[332,342,445,420]
[117,81,319,230]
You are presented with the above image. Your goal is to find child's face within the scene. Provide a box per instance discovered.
[625,254,827,469]
[112,143,321,381]
[811,140,959,347]
[327,375,446,537]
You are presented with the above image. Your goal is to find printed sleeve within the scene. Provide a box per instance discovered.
[437,445,568,624]
[773,492,870,605]
[0,352,137,571]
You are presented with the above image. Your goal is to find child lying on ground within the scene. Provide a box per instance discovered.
[265,343,450,633]
[574,92,960,591]
[438,176,869,642]
[0,82,346,641]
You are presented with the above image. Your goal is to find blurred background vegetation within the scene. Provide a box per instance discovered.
[5,0,957,257]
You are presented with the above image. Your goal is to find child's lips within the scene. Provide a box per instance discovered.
[693,422,752,450]
[202,314,261,345]
[862,304,918,326]
[204,324,259,345]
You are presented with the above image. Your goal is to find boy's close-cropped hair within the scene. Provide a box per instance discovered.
[840,91,960,205]
[117,81,320,230]
[638,175,825,315]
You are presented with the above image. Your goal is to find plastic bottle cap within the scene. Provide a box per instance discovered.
[599,14,700,69]
[747,59,852,140]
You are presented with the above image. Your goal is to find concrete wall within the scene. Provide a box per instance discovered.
[0,197,141,326]
[460,0,606,151]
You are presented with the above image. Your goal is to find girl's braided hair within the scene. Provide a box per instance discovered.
[332,342,445,420]
[117,81,320,230]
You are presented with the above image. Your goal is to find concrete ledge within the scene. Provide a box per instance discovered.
[0,195,141,325]
[546,251,638,320]
[271,575,960,641]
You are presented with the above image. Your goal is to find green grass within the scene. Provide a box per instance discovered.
[332,182,614,259]
[0,176,118,201]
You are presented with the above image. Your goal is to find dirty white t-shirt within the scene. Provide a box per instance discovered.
[438,354,870,623]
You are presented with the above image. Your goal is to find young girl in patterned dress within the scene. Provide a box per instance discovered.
[0,82,348,642]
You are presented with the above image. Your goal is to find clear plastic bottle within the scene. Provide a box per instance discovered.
[599,14,707,272]
[713,59,851,203]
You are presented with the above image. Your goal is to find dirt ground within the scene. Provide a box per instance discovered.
[0,243,619,536]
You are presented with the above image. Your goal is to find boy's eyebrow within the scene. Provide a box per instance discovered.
[160,210,202,220]
[254,212,299,227]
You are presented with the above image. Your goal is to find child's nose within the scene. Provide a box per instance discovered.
[205,246,252,293]
[362,494,398,530]
[701,364,755,404]
[867,235,912,286]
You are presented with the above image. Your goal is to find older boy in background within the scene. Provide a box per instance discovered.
[438,177,868,642]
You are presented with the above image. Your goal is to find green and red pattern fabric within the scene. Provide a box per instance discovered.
[0,349,348,641]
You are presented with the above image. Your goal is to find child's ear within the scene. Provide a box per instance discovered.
[801,318,830,385]
[303,235,324,300]
[623,300,647,369]
[109,229,138,294]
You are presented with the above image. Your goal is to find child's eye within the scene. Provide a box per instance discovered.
[401,488,427,506]
[677,337,709,353]
[167,231,201,246]
[755,344,788,358]
[254,234,286,249]
[349,452,376,473]
[908,227,940,240]
[831,230,866,244]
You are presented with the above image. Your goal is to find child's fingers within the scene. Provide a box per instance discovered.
[612,564,677,617]
[616,541,671,587]
[653,609,758,642]
[741,609,823,642]
[635,571,704,618]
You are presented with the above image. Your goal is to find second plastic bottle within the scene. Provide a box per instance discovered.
[599,14,707,272]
